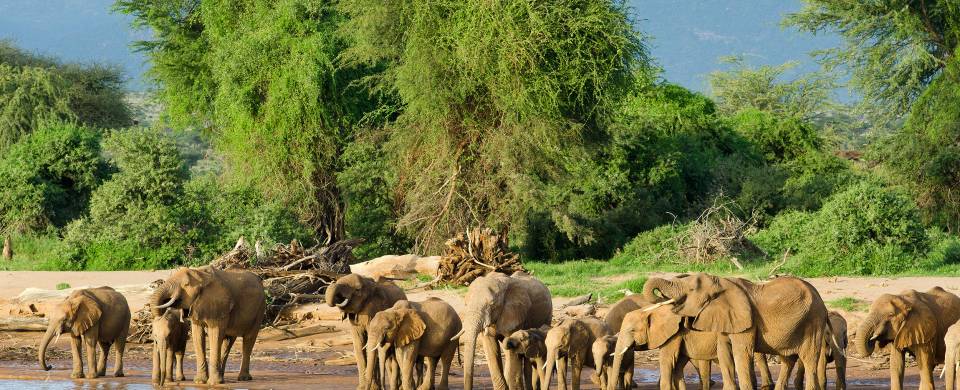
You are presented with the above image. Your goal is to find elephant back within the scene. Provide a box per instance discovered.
[412,298,462,357]
[752,276,827,349]
[924,287,960,335]
[511,275,552,330]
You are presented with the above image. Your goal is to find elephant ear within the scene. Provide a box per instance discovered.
[691,278,752,334]
[895,299,937,350]
[68,294,101,335]
[189,271,234,321]
[395,309,426,347]
[647,307,682,349]
[497,282,532,332]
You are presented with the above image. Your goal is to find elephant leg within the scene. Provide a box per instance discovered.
[166,347,176,381]
[917,347,935,390]
[352,326,370,390]
[220,336,237,376]
[396,346,416,390]
[816,341,827,390]
[729,332,756,390]
[239,330,258,381]
[419,356,437,390]
[96,341,109,376]
[192,323,208,384]
[482,334,508,390]
[152,342,161,384]
[716,336,737,390]
[504,348,523,390]
[888,347,905,390]
[754,354,771,390]
[798,341,822,390]
[775,356,796,390]
[673,355,689,390]
[521,356,533,390]
[570,355,583,390]
[207,327,225,385]
[388,355,401,390]
[557,357,569,390]
[624,357,635,390]
[69,335,83,379]
[695,360,711,390]
[114,327,126,377]
[438,343,456,390]
[83,330,98,379]
[833,351,845,390]
[176,350,186,381]
[657,351,676,390]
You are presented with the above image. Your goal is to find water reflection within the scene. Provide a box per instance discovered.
[0,380,176,389]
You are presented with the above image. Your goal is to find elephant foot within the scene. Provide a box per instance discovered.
[70,371,83,379]
[177,374,186,381]
[238,372,253,381]
[208,376,225,385]
[84,372,98,379]
[114,371,124,378]
[195,376,208,384]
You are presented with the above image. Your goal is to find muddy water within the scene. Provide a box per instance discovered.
[0,380,155,389]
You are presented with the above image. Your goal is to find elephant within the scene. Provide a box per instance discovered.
[326,273,407,389]
[151,266,265,385]
[503,327,549,390]
[855,287,960,390]
[777,311,847,390]
[944,320,960,390]
[152,308,189,386]
[603,294,652,335]
[542,316,609,390]
[593,335,633,390]
[459,271,552,390]
[364,298,462,390]
[39,286,130,379]
[643,273,829,390]
[609,303,728,390]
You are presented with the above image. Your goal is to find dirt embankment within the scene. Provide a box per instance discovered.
[1,270,955,388]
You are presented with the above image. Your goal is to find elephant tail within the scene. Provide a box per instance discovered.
[456,344,462,368]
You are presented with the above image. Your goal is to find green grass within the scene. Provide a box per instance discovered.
[55,282,71,290]
[827,297,869,312]
[0,233,67,271]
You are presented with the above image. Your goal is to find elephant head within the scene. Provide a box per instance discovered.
[151,267,226,320]
[591,335,617,390]
[325,274,378,314]
[39,291,102,371]
[856,291,935,358]
[608,306,680,390]
[542,319,594,390]
[642,273,753,334]
[363,306,426,390]
[504,329,546,359]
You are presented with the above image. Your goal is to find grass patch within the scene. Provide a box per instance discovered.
[827,297,869,312]
[0,233,67,271]
[55,282,71,290]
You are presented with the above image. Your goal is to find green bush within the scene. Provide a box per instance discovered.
[0,122,105,233]
[727,108,821,163]
[752,181,931,275]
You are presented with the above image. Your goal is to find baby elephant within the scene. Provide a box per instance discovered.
[593,335,632,390]
[38,286,130,379]
[365,298,462,390]
[152,308,189,386]
[944,320,960,390]
[503,327,549,390]
[543,317,610,390]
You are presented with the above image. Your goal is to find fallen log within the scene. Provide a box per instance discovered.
[0,316,48,331]
[260,324,338,342]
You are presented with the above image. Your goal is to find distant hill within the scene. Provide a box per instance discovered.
[0,0,841,94]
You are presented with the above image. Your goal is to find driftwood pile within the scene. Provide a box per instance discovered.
[127,238,360,342]
[128,279,166,343]
[433,228,524,286]
[671,201,764,269]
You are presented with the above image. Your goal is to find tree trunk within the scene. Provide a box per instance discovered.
[2,236,11,260]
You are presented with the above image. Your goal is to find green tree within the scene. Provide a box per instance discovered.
[115,0,382,245]
[340,0,647,252]
[0,122,104,233]
[786,1,960,122]
[0,65,74,150]
[708,56,836,122]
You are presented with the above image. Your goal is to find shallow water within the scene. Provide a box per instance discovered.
[0,380,152,389]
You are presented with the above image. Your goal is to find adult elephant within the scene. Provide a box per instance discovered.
[643,273,829,390]
[39,287,130,379]
[458,272,552,390]
[856,287,960,390]
[151,266,265,385]
[603,294,651,333]
[326,273,406,389]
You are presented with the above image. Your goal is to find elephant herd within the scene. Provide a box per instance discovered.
[31,266,960,390]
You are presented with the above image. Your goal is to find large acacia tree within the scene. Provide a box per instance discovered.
[339,0,648,252]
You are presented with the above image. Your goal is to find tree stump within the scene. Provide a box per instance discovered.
[434,228,525,286]
[2,236,11,260]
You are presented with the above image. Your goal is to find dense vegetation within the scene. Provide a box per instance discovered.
[4,0,960,281]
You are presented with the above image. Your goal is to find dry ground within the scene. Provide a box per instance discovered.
[0,271,954,389]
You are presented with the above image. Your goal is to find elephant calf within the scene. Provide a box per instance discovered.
[152,308,189,386]
[543,316,610,390]
[592,335,632,390]
[945,320,960,390]
[856,287,960,390]
[365,298,462,390]
[503,327,549,390]
[39,286,131,379]
[779,310,848,390]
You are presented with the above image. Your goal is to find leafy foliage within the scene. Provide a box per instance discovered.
[709,56,836,122]
[0,65,74,150]
[0,122,105,233]
[339,0,647,252]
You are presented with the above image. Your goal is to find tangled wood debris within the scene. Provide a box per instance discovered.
[128,238,361,342]
[670,201,764,269]
[431,228,525,286]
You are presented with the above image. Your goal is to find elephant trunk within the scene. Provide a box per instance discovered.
[642,277,682,303]
[856,313,881,358]
[157,339,168,387]
[608,332,632,390]
[38,322,58,371]
[461,312,485,390]
[542,348,558,390]
[946,342,958,390]
[324,283,339,307]
[363,340,379,390]
[150,282,175,317]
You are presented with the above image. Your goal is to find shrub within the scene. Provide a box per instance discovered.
[727,108,821,163]
[0,122,104,233]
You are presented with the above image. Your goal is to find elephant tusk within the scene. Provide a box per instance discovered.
[613,346,630,356]
[450,329,464,342]
[869,333,880,341]
[335,297,351,307]
[641,298,675,312]
[155,288,181,309]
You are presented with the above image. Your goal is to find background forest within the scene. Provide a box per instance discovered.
[2,0,960,286]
